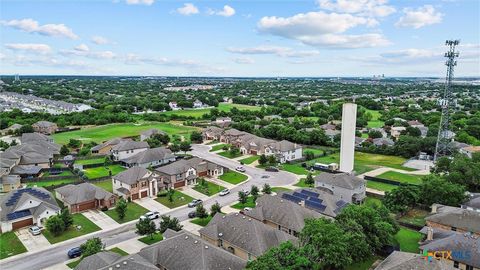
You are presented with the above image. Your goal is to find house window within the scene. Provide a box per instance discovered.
[453,261,459,268]
[452,227,457,231]
[465,265,473,270]
[227,246,235,254]
[219,239,223,247]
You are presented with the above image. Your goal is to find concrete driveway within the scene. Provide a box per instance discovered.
[82,210,118,230]
[134,197,170,214]
[15,228,50,252]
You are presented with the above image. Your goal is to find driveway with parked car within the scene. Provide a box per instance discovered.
[15,227,50,252]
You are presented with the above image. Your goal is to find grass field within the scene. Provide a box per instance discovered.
[303,148,324,156]
[138,232,163,245]
[394,227,423,253]
[0,232,27,259]
[105,202,149,223]
[279,163,314,175]
[83,165,125,179]
[43,170,73,177]
[294,178,314,188]
[209,144,229,152]
[155,190,194,208]
[271,187,291,193]
[42,214,101,244]
[218,151,243,159]
[27,178,78,188]
[364,196,383,207]
[193,181,225,196]
[109,247,129,256]
[191,216,213,227]
[231,196,256,209]
[91,179,113,192]
[366,109,384,128]
[75,158,106,165]
[367,181,397,192]
[239,155,259,164]
[376,171,424,185]
[218,171,248,184]
[158,103,260,118]
[398,209,429,227]
[52,122,198,144]
[346,256,381,270]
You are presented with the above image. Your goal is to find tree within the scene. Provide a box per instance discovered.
[250,185,259,197]
[45,215,65,237]
[196,203,208,219]
[180,140,191,154]
[268,155,277,165]
[262,183,272,194]
[167,188,175,203]
[80,237,103,258]
[304,151,315,161]
[229,146,240,157]
[68,139,82,148]
[159,215,183,233]
[190,131,203,143]
[383,184,420,214]
[136,218,156,239]
[146,133,170,148]
[210,202,222,216]
[246,241,312,270]
[60,145,70,156]
[169,143,180,153]
[116,198,128,220]
[258,154,267,166]
[238,191,248,204]
[59,208,74,229]
[368,130,383,139]
[420,175,467,207]
[304,173,314,186]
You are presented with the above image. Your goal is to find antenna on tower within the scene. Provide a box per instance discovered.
[434,39,460,162]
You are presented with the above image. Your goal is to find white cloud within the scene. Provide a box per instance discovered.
[5,43,52,54]
[126,0,154,5]
[176,3,199,16]
[257,11,389,48]
[1,18,78,39]
[227,45,320,58]
[233,57,255,64]
[60,47,116,60]
[318,0,396,17]
[91,36,111,45]
[74,44,90,52]
[395,5,443,29]
[208,5,236,17]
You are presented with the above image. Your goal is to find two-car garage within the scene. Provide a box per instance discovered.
[12,218,33,230]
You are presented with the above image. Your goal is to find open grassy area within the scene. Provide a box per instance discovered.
[218,151,243,159]
[367,181,397,192]
[105,202,149,223]
[279,163,313,175]
[66,259,81,269]
[0,232,27,259]
[218,103,261,112]
[158,103,260,119]
[75,158,106,165]
[376,171,423,185]
[138,232,163,245]
[365,196,383,207]
[271,187,292,193]
[27,178,78,188]
[52,122,199,144]
[393,227,423,253]
[43,214,101,244]
[91,179,113,193]
[83,165,125,179]
[43,170,74,177]
[191,216,213,227]
[239,155,259,164]
[231,196,256,209]
[365,109,384,128]
[109,247,129,256]
[294,178,314,188]
[209,144,229,152]
[398,209,429,227]
[218,171,248,184]
[193,180,225,196]
[155,190,194,208]
[346,256,382,270]
[303,148,324,156]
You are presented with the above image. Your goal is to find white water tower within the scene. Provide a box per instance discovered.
[339,103,357,173]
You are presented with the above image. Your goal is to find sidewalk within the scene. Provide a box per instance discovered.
[134,197,171,213]
[109,237,148,254]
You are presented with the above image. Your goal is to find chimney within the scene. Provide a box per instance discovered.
[427,227,433,241]
[431,204,438,214]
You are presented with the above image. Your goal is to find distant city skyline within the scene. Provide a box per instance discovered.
[1,0,479,77]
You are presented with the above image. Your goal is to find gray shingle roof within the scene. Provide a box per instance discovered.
[426,206,480,233]
[111,141,149,152]
[91,138,127,151]
[55,183,114,205]
[113,167,151,185]
[74,251,121,270]
[33,121,57,128]
[374,251,454,270]
[138,230,246,270]
[314,172,365,190]
[154,157,215,176]
[199,213,297,257]
[122,147,174,165]
[0,187,60,222]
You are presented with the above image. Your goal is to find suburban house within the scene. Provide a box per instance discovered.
[372,137,395,147]
[55,183,116,213]
[32,120,58,134]
[426,204,480,236]
[220,128,247,144]
[408,120,425,128]
[281,188,351,218]
[169,101,179,110]
[374,251,454,270]
[193,99,204,108]
[320,123,336,131]
[462,194,480,212]
[138,230,247,270]
[245,194,325,237]
[199,213,296,261]
[0,187,60,232]
[264,140,303,163]
[460,146,480,159]
[215,117,232,127]
[155,157,224,189]
[91,138,131,155]
[202,126,224,141]
[121,147,175,168]
[111,140,149,161]
[74,252,157,270]
[314,172,366,204]
[0,175,22,193]
[390,126,406,138]
[140,128,166,141]
[113,167,159,200]
[0,123,22,135]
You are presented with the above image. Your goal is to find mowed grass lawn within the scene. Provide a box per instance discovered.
[218,151,243,159]
[52,122,199,144]
[91,179,113,193]
[365,109,384,128]
[231,196,256,209]
[0,232,27,259]
[376,171,424,185]
[367,181,398,192]
[105,202,149,223]
[83,165,125,179]
[193,181,225,196]
[42,214,101,244]
[394,227,423,253]
[27,178,78,188]
[42,170,74,177]
[75,158,106,165]
[218,171,248,184]
[138,232,163,245]
[303,148,324,156]
[294,178,314,188]
[159,103,260,119]
[239,155,259,164]
[209,144,229,152]
[155,190,194,208]
[191,216,213,227]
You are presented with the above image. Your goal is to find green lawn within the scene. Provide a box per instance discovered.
[42,214,101,244]
[66,259,81,269]
[0,232,27,259]
[43,170,73,177]
[109,247,129,256]
[91,179,113,193]
[367,181,397,192]
[83,165,126,179]
[155,190,194,208]
[376,171,423,185]
[158,103,260,119]
[394,227,423,253]
[365,109,385,128]
[364,196,383,207]
[218,171,248,184]
[191,216,213,227]
[209,144,229,152]
[218,151,243,159]
[294,178,314,188]
[52,122,199,144]
[398,209,429,227]
[231,196,256,210]
[346,256,381,270]
[193,181,225,196]
[238,155,259,164]
[138,232,163,245]
[271,187,292,193]
[217,103,261,112]
[303,148,324,156]
[27,178,78,188]
[280,163,313,175]
[105,202,149,223]
[75,158,106,165]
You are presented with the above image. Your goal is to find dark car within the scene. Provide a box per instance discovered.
[188,211,196,218]
[265,166,279,172]
[67,247,82,258]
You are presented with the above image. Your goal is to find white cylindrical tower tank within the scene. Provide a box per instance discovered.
[339,103,357,173]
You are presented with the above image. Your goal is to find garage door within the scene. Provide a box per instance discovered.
[78,201,96,212]
[198,171,208,177]
[131,193,139,200]
[12,218,33,230]
[174,181,185,188]
[250,150,257,155]
[140,190,148,198]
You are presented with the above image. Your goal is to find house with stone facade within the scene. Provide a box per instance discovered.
[112,167,159,200]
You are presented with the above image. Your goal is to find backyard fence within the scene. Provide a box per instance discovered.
[22,175,80,182]
[364,175,419,187]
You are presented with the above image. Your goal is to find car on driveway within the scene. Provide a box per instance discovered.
[188,211,196,218]
[242,189,250,196]
[243,207,253,212]
[140,211,160,220]
[188,199,203,208]
[219,189,230,196]
[67,247,82,258]
[265,166,279,172]
[29,225,42,236]
[235,166,246,172]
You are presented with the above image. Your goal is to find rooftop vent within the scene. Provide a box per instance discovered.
[219,233,223,237]
[205,246,209,249]
[194,240,198,244]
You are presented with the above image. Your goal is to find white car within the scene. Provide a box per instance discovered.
[243,207,253,212]
[235,166,246,172]
[29,225,42,236]
[219,189,230,196]
[140,211,160,220]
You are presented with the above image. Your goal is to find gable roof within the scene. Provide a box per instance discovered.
[199,213,297,257]
[113,167,152,185]
[122,147,174,165]
[33,121,57,128]
[74,251,121,270]
[314,172,365,190]
[0,187,60,222]
[111,141,149,152]
[374,251,454,270]
[55,183,114,205]
[154,157,216,176]
[91,138,128,151]
[426,206,480,233]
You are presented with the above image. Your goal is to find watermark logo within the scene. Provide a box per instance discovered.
[421,250,471,262]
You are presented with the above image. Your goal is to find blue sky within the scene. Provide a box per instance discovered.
[1,0,479,77]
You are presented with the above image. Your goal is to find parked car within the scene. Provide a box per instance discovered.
[235,166,246,172]
[188,211,196,218]
[29,225,42,236]
[261,175,269,179]
[219,189,230,196]
[265,166,279,172]
[67,247,82,258]
[140,211,160,220]
[242,189,250,196]
[188,199,203,208]
[243,207,253,212]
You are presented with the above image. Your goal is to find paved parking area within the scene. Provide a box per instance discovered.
[82,209,118,230]
[134,197,170,213]
[15,228,50,252]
